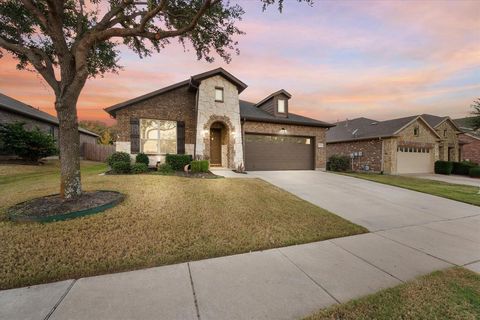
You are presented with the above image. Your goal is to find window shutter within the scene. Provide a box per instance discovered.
[177,121,185,154]
[130,118,140,154]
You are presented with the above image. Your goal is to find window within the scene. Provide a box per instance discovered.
[414,126,419,136]
[140,119,177,154]
[277,99,286,113]
[215,87,224,102]
[443,129,447,137]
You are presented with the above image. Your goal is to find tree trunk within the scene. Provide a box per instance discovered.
[55,93,82,200]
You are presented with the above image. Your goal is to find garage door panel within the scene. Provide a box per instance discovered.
[245,134,314,171]
[397,148,433,174]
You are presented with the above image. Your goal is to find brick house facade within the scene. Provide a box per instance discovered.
[459,133,480,164]
[327,115,460,174]
[105,68,333,170]
[0,93,98,157]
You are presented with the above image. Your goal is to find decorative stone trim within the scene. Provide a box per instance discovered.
[202,115,236,167]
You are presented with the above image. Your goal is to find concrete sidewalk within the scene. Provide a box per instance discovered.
[404,173,480,187]
[2,172,480,320]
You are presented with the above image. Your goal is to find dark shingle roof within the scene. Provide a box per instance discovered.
[240,100,334,128]
[0,93,98,137]
[326,116,421,143]
[454,117,480,138]
[255,89,292,107]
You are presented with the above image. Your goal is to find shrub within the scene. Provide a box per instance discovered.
[469,167,480,178]
[111,161,131,174]
[107,152,131,167]
[191,160,209,173]
[327,155,351,172]
[0,122,57,162]
[157,163,174,175]
[135,153,149,166]
[165,154,192,171]
[131,163,148,174]
[434,160,453,175]
[452,161,477,176]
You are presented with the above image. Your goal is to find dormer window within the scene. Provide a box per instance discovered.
[277,99,286,113]
[215,87,224,102]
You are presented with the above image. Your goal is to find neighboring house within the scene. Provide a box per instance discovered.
[0,93,99,156]
[105,68,334,170]
[326,114,462,174]
[454,117,480,164]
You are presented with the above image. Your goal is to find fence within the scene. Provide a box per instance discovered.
[82,142,115,162]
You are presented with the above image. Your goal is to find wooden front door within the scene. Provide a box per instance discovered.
[210,128,222,165]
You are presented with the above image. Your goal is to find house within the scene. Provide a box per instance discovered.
[0,93,99,156]
[454,117,480,164]
[104,68,334,170]
[326,114,462,174]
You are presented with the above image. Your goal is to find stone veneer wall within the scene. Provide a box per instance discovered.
[243,121,327,170]
[459,134,480,163]
[195,75,243,168]
[435,120,460,162]
[114,85,197,164]
[326,139,383,172]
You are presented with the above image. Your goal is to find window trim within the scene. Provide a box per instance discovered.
[139,118,177,155]
[215,87,224,102]
[277,99,286,113]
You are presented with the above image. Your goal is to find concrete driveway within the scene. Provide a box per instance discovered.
[405,173,480,187]
[252,171,480,231]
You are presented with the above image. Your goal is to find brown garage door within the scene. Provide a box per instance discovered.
[245,134,314,170]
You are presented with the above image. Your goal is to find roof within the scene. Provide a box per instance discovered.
[240,100,334,128]
[255,89,292,107]
[105,68,248,117]
[190,68,247,93]
[0,93,98,137]
[454,116,480,138]
[326,115,442,143]
[104,80,190,117]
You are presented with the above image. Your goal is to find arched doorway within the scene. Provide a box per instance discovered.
[209,121,227,166]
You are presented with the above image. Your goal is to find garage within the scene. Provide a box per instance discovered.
[245,134,314,170]
[396,146,433,174]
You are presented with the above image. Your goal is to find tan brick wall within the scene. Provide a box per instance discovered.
[327,139,383,172]
[396,119,438,148]
[382,138,398,174]
[435,120,460,161]
[243,121,327,169]
[115,85,196,144]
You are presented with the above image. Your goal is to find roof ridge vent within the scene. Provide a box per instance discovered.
[371,121,378,125]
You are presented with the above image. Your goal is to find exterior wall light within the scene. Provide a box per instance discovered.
[280,128,287,135]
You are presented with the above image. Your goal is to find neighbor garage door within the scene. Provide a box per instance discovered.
[245,134,314,170]
[396,146,433,174]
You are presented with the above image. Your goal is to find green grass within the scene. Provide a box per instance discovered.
[0,161,366,289]
[305,268,480,320]
[341,172,480,206]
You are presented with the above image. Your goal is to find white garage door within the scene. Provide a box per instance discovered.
[397,147,433,174]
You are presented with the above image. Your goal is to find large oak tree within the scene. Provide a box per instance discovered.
[0,0,309,199]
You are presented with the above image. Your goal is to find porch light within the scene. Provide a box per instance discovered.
[280,128,287,135]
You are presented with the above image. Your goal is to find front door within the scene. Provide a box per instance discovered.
[210,128,222,165]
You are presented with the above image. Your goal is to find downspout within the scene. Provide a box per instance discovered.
[241,117,246,167]
[191,78,199,159]
[380,137,384,174]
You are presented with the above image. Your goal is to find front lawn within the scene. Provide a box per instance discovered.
[305,267,480,320]
[342,172,480,206]
[0,161,366,289]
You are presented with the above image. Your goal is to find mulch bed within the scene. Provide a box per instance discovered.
[8,191,124,221]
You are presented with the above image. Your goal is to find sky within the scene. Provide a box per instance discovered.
[1,0,479,125]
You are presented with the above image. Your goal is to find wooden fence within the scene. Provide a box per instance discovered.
[82,142,115,162]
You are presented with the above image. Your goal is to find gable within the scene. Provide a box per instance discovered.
[396,118,439,144]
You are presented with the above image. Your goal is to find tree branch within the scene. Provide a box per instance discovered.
[20,0,49,30]
[0,36,60,94]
